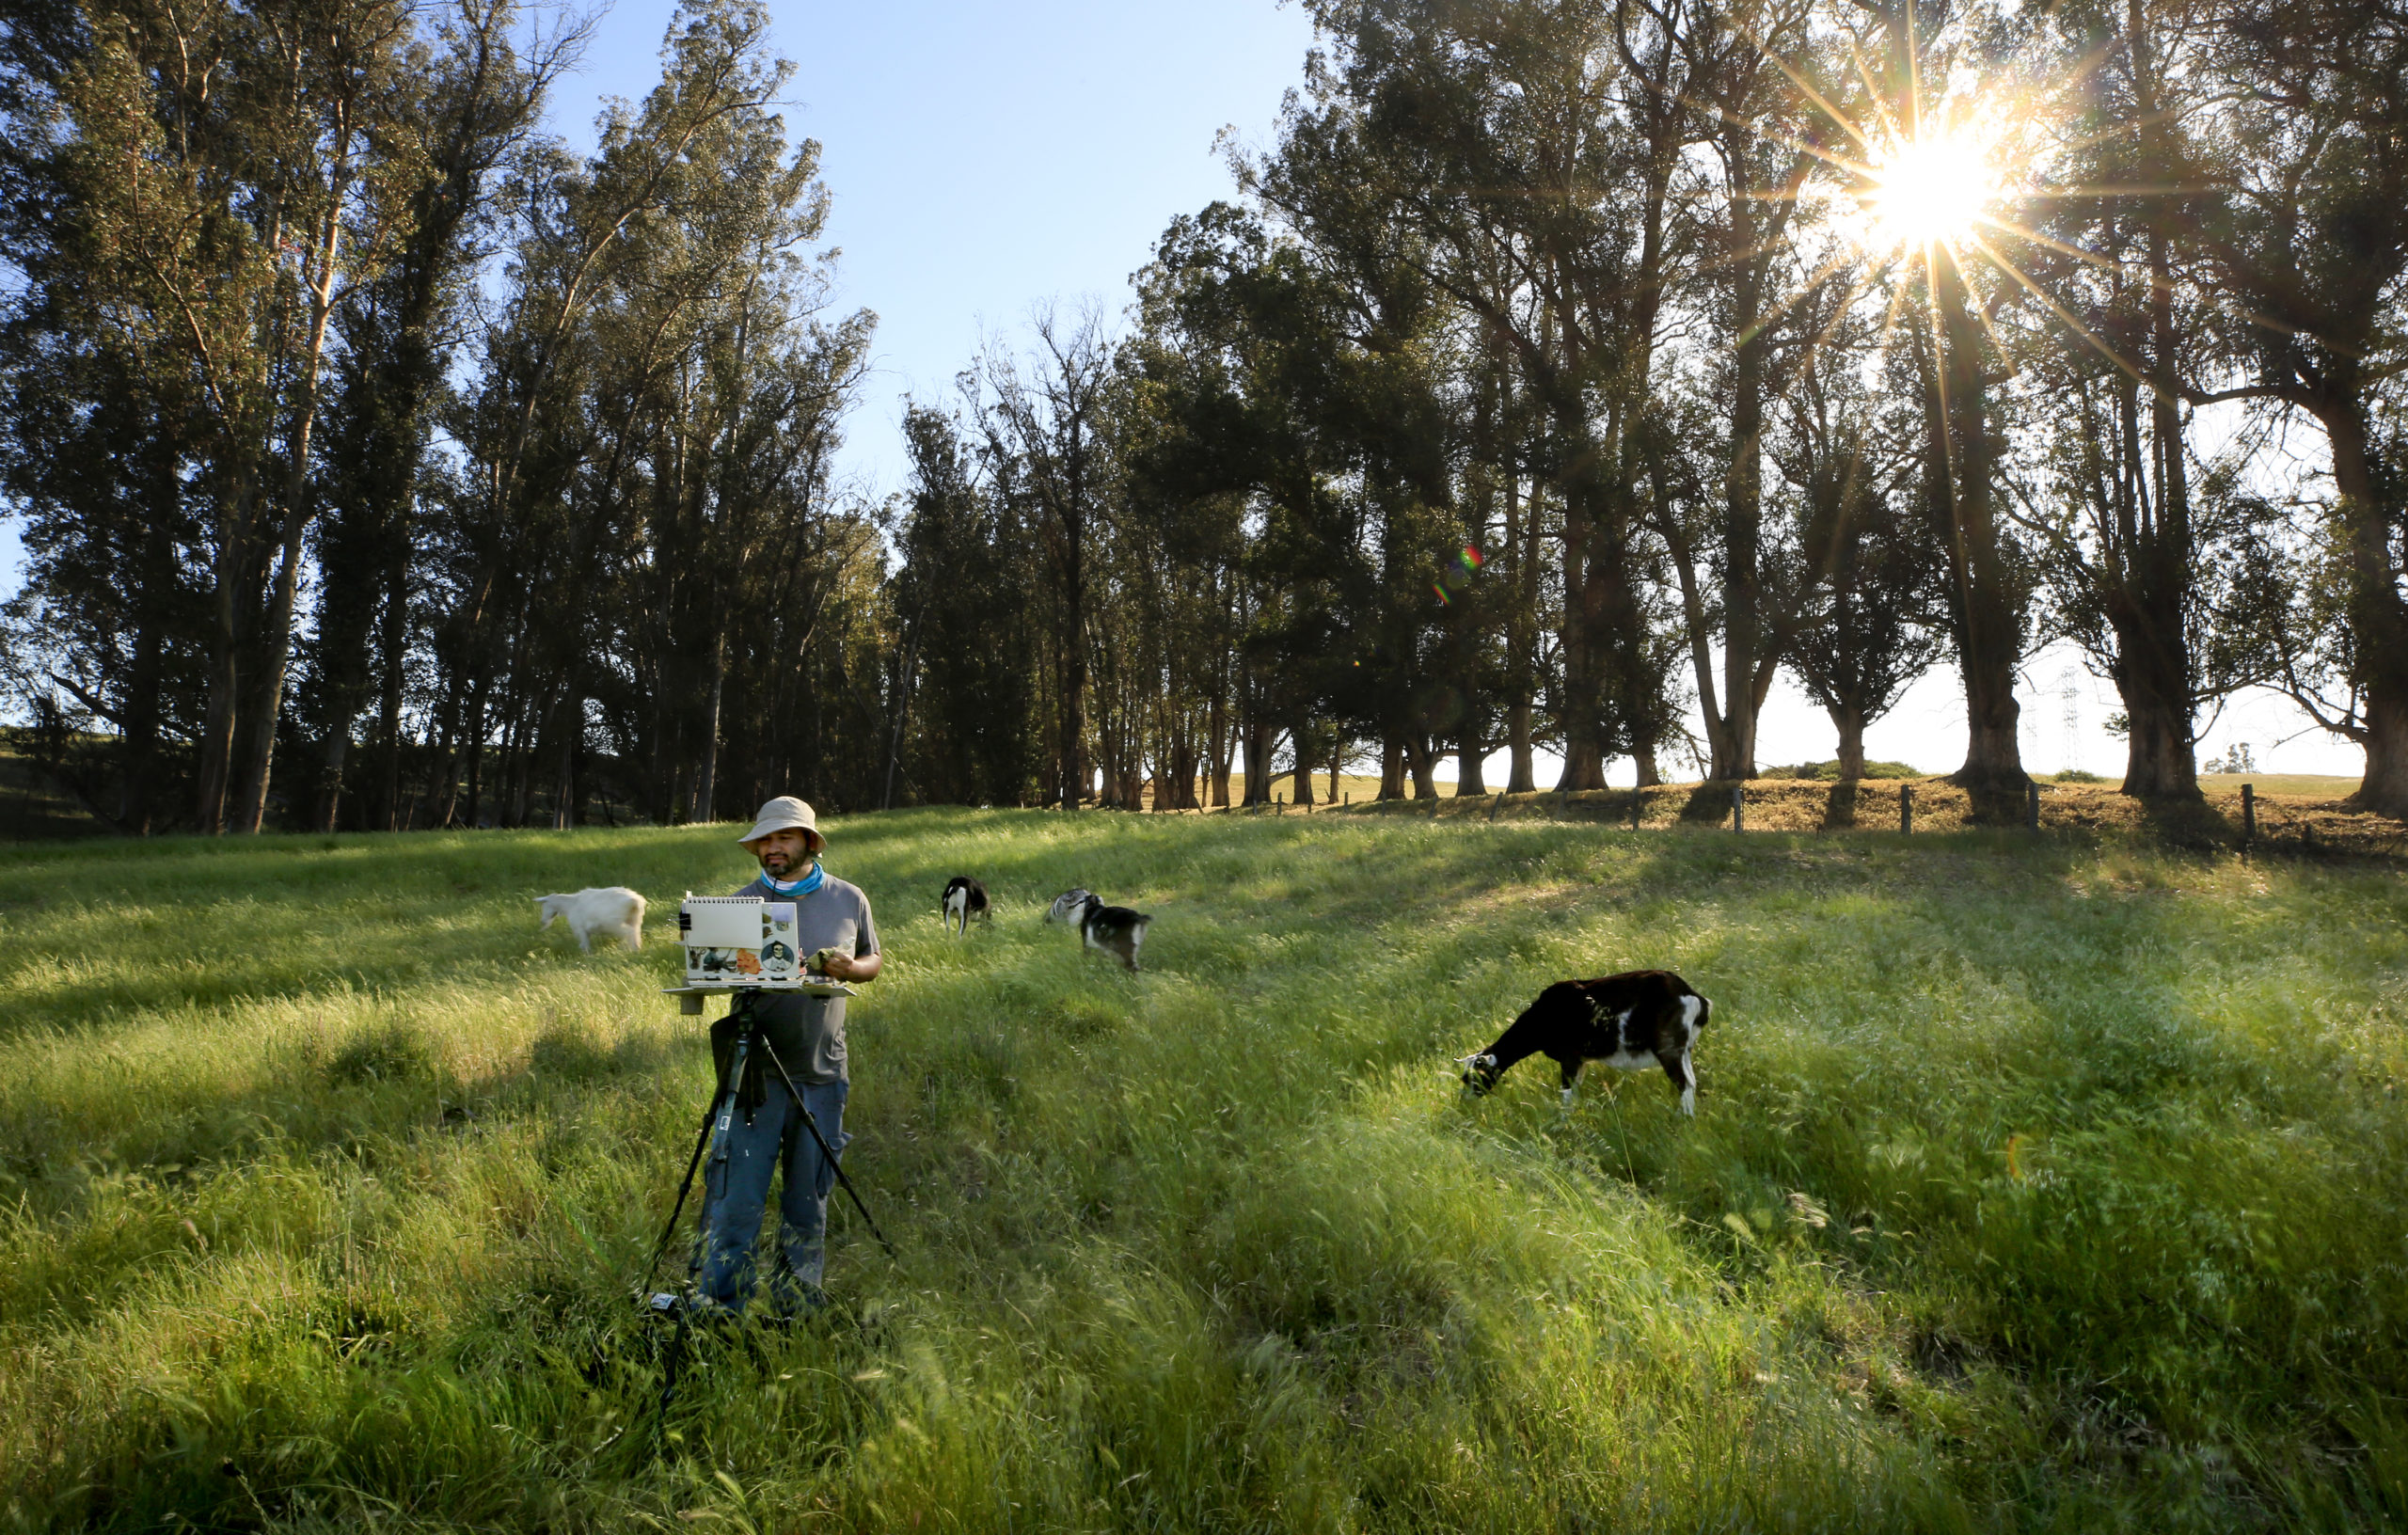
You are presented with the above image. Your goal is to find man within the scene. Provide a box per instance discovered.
[698,796,880,1317]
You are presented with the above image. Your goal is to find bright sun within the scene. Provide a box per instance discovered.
[1866,132,1997,248]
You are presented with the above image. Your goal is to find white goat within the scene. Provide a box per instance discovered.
[537,887,646,953]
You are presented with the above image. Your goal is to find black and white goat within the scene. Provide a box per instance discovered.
[1458,971,1712,1116]
[941,876,990,936]
[1047,889,1151,971]
[1043,889,1095,925]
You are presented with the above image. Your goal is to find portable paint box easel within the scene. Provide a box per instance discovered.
[664,894,854,1014]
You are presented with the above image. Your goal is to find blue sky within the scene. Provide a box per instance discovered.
[543,0,1319,501]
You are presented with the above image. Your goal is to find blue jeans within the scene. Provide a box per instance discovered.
[697,1076,848,1315]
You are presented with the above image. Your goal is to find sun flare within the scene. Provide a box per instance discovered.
[1865,131,1998,249]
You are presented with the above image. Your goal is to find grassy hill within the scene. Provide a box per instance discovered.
[3,812,2405,1530]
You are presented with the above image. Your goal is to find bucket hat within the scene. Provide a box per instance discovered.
[737,796,824,852]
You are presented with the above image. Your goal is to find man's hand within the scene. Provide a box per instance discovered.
[816,948,882,983]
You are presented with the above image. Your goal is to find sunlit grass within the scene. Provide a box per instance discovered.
[2,813,2403,1530]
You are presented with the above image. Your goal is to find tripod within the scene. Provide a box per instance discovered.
[636,992,895,1444]
[642,991,895,1306]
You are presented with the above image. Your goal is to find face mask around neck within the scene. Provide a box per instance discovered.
[762,862,823,897]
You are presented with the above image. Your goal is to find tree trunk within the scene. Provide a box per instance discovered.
[195,499,245,834]
[1456,730,1487,795]
[230,510,312,832]
[121,429,178,835]
[1554,482,1612,792]
[1831,703,1866,781]
[693,627,725,821]
[1291,723,1314,805]
[463,678,488,828]
[1721,295,1766,784]
[2120,691,2194,798]
[1379,736,1405,800]
[1506,702,1535,793]
[1155,739,1178,812]
[374,578,407,831]
[2360,691,2408,816]
[123,592,164,837]
[2113,198,2202,803]
[1242,717,1274,806]
[1406,736,1439,799]
[551,688,579,830]
[318,733,350,832]
[1665,509,1727,781]
[1060,537,1087,810]
[1206,675,1230,807]
[1929,248,2029,808]
[2320,402,2408,815]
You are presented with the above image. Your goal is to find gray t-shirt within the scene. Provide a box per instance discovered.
[710,873,879,1086]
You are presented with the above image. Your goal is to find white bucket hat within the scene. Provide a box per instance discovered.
[737,796,824,852]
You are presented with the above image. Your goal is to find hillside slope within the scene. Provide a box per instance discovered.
[2,814,2403,1530]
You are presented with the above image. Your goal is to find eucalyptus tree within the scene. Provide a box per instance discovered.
[3,0,440,831]
[1134,192,1464,803]
[1656,0,1826,782]
[1774,294,1948,779]
[1846,0,2037,805]
[1123,231,1299,805]
[2185,0,2408,815]
[1124,212,1318,807]
[300,0,567,831]
[1242,141,1471,801]
[1986,0,2229,799]
[888,405,1038,807]
[1290,0,1694,789]
[424,0,867,827]
[1115,336,1252,810]
[977,306,1117,809]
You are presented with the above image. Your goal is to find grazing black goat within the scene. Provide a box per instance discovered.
[1047,889,1151,971]
[941,876,990,936]
[1458,971,1712,1116]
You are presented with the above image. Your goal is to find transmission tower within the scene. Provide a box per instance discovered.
[2059,665,2081,774]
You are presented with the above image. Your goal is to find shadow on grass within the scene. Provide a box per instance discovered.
[1679,783,1738,825]
[2127,791,2241,851]
[1822,782,1860,830]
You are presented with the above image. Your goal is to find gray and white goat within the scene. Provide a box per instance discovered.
[1046,888,1151,971]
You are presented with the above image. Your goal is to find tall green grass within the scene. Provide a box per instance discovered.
[1,813,2403,1530]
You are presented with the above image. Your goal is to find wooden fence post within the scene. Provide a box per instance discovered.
[1900,783,1913,835]
[1733,782,1745,833]
[2242,783,2255,847]
[2028,782,2040,835]
[1631,787,1642,831]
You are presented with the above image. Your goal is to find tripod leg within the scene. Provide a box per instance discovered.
[757,1036,896,1258]
[641,1088,725,1297]
[686,1031,761,1292]
[642,1020,756,1461]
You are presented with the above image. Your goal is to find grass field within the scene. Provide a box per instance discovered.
[4,811,2406,1531]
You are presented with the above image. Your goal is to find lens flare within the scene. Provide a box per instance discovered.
[1866,131,1997,248]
